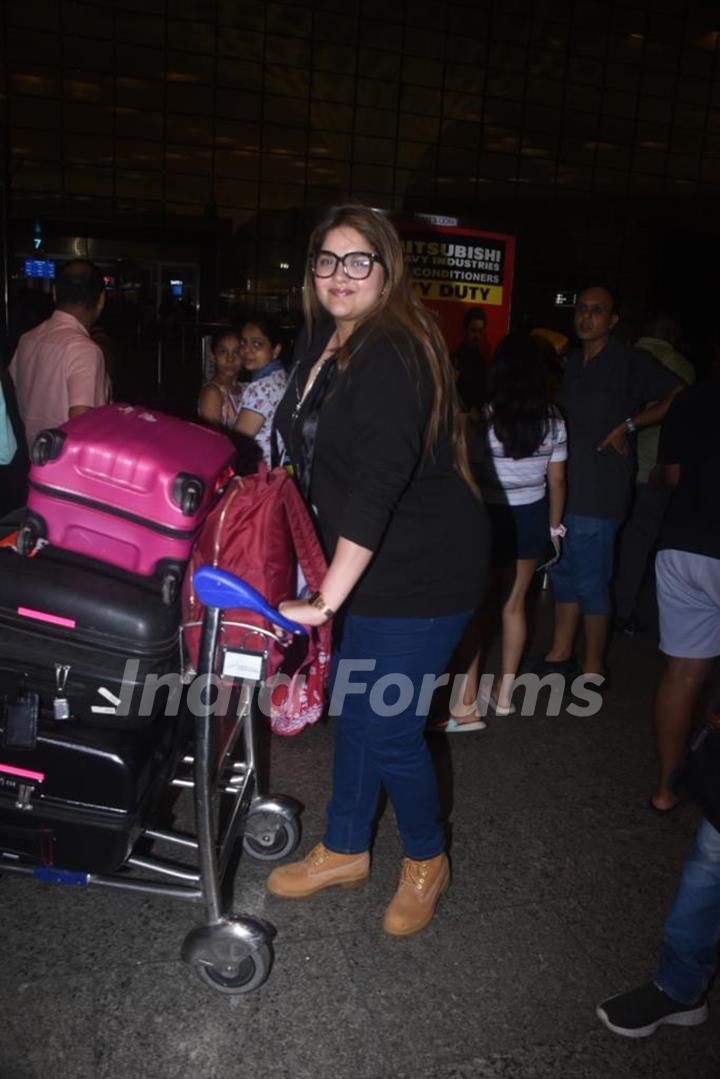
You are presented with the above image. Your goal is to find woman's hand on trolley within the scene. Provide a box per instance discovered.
[278,597,333,628]
[276,538,375,629]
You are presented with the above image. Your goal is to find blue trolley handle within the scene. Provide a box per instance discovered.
[193,566,306,637]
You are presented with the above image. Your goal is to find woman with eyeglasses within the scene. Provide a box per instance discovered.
[231,315,287,466]
[266,204,489,936]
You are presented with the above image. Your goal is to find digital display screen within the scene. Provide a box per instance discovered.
[24,260,56,279]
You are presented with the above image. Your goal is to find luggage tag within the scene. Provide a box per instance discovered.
[221,647,267,682]
[53,663,71,721]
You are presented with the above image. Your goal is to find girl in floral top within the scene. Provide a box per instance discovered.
[233,316,287,466]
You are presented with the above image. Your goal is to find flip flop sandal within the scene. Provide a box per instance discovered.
[435,716,487,733]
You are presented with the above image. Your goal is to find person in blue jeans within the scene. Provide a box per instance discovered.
[536,285,682,681]
[267,205,488,936]
[597,382,720,1035]
[597,812,718,1037]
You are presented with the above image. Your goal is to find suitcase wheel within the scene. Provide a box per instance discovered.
[173,473,205,516]
[31,428,67,466]
[17,517,45,556]
[161,572,179,606]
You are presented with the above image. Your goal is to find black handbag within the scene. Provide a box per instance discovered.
[672,707,720,830]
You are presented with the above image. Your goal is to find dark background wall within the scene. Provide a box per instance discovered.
[3,0,720,368]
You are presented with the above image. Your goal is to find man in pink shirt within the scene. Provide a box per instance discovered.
[10,260,109,449]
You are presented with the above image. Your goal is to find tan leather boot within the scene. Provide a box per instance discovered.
[383,853,450,936]
[266,843,370,898]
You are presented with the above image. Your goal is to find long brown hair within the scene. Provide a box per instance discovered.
[303,204,476,491]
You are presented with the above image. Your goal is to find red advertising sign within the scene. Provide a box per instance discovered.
[398,215,516,360]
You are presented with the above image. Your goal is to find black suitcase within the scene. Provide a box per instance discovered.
[0,713,187,873]
[0,545,182,731]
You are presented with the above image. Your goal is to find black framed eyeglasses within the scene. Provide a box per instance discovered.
[311,250,383,280]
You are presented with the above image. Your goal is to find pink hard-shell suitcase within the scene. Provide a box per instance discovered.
[20,404,236,601]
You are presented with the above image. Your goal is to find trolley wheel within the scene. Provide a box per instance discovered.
[193,943,272,996]
[242,813,300,862]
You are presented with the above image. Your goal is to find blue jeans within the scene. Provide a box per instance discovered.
[323,611,470,860]
[656,817,720,1004]
[550,513,621,615]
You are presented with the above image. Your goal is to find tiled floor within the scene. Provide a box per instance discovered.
[2,591,719,1078]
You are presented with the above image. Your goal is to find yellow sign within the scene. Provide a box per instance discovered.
[411,281,504,306]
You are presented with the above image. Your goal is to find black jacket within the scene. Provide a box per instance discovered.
[275,321,488,618]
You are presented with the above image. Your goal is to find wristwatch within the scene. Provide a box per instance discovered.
[624,416,637,434]
[307,590,335,619]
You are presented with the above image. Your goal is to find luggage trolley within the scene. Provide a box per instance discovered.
[0,566,305,996]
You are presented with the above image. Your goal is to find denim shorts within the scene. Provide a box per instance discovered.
[486,496,549,566]
[656,548,720,659]
[550,512,621,615]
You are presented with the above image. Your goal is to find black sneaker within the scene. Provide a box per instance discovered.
[596,982,708,1038]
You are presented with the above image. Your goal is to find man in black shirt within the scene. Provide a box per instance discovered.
[650,375,720,810]
[542,285,683,680]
